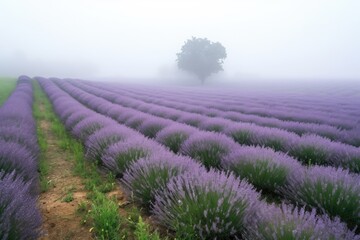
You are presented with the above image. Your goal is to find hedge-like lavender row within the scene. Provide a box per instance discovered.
[66,80,360,172]
[110,83,359,119]
[149,88,360,120]
[108,83,360,146]
[125,84,360,128]
[84,80,359,131]
[38,78,359,239]
[52,79,360,229]
[79,80,354,142]
[0,76,41,240]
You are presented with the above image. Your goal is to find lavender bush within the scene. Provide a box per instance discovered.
[137,117,171,138]
[283,166,360,229]
[180,132,237,169]
[64,110,92,131]
[125,113,148,129]
[222,147,303,193]
[85,125,133,163]
[155,124,195,153]
[152,170,261,239]
[0,171,41,240]
[0,127,39,155]
[178,113,206,127]
[199,118,231,133]
[122,152,204,209]
[225,125,254,145]
[102,136,164,177]
[247,203,359,240]
[71,116,112,141]
[0,141,38,191]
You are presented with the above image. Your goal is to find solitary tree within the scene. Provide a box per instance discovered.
[176,37,227,84]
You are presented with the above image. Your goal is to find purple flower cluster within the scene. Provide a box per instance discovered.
[283,165,360,229]
[0,141,38,190]
[122,152,204,208]
[72,116,114,141]
[155,123,196,153]
[0,76,41,239]
[85,80,358,144]
[102,136,165,177]
[247,203,359,240]
[85,125,133,163]
[0,171,42,240]
[152,170,262,239]
[222,146,303,192]
[137,117,172,138]
[180,132,237,169]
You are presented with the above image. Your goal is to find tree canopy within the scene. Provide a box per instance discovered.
[176,37,227,84]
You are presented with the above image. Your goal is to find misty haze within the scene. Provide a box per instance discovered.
[0,1,359,240]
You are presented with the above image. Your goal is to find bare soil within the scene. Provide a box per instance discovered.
[37,107,94,240]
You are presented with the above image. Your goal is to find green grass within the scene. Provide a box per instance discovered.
[0,77,17,106]
[63,192,74,202]
[134,216,162,240]
[33,81,52,192]
[90,190,122,240]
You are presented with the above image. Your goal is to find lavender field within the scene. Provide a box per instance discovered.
[1,76,359,239]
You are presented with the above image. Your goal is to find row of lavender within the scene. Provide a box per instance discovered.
[51,78,360,233]
[38,77,359,239]
[0,76,41,240]
[117,83,360,116]
[81,80,360,146]
[67,79,360,173]
[141,83,360,118]
[107,84,360,123]
[91,82,359,130]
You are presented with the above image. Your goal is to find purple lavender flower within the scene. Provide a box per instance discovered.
[0,141,38,192]
[224,123,255,145]
[155,124,197,153]
[102,136,166,177]
[137,117,172,138]
[283,165,360,229]
[122,152,204,209]
[71,115,113,141]
[152,170,261,239]
[177,113,207,127]
[64,110,93,131]
[199,118,233,133]
[124,113,148,129]
[85,125,134,164]
[0,126,39,155]
[115,109,137,123]
[246,203,359,240]
[0,171,42,240]
[248,126,300,152]
[289,134,360,172]
[180,132,237,169]
[104,104,126,119]
[222,146,304,193]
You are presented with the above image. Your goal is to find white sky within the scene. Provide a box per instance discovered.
[0,0,359,81]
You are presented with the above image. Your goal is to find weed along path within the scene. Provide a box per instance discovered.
[35,89,93,240]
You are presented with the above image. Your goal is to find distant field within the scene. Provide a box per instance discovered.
[0,77,16,105]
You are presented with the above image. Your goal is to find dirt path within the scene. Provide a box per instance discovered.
[38,103,93,240]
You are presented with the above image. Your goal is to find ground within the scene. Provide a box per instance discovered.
[37,102,94,240]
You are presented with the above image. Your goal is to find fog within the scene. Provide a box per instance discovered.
[1,0,359,83]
